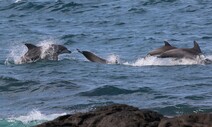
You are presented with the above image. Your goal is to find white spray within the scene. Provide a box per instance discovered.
[106,54,120,64]
[8,109,66,124]
[123,55,210,67]
[5,40,59,65]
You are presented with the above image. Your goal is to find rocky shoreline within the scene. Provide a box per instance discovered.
[35,104,212,127]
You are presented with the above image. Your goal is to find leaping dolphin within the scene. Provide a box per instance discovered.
[147,41,177,56]
[158,41,202,59]
[21,43,71,63]
[77,49,108,64]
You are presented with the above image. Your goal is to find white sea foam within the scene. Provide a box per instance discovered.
[206,55,212,60]
[8,109,66,124]
[123,55,209,67]
[107,54,120,64]
[14,0,22,3]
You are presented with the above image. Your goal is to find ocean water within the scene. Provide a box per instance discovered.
[0,0,212,126]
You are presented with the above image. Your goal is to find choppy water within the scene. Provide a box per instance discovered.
[0,0,212,126]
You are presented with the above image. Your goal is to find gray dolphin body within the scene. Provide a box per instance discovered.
[21,43,71,63]
[147,41,177,56]
[159,41,202,59]
[77,49,108,64]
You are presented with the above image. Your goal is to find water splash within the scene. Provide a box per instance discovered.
[107,54,120,64]
[8,110,66,124]
[206,55,212,60]
[38,40,55,60]
[4,44,27,65]
[123,55,210,66]
[4,39,61,65]
[1,109,66,127]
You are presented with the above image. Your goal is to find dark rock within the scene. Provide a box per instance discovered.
[35,104,212,127]
[159,113,212,127]
[35,104,163,127]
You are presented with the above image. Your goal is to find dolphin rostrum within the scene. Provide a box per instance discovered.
[21,43,71,63]
[77,49,108,64]
[158,41,202,59]
[147,41,177,56]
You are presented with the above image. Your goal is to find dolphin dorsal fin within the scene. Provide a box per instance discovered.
[164,41,171,46]
[25,43,37,50]
[193,41,202,53]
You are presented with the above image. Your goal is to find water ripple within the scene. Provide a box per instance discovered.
[0,1,82,12]
[78,85,153,96]
[154,104,212,116]
[0,76,39,93]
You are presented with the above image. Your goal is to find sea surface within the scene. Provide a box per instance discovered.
[0,0,212,126]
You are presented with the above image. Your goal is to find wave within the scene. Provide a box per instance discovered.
[78,85,153,97]
[154,104,212,116]
[0,0,44,11]
[0,109,66,127]
[0,76,39,93]
[141,0,177,6]
[49,1,82,12]
[0,0,82,12]
[0,76,19,82]
[128,7,146,14]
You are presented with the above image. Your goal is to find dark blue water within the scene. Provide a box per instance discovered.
[0,0,212,126]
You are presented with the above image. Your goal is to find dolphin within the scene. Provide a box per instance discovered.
[77,49,108,64]
[21,43,71,63]
[158,41,202,59]
[204,58,212,64]
[147,41,177,56]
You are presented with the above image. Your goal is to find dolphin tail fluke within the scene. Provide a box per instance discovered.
[193,41,202,53]
[77,49,83,54]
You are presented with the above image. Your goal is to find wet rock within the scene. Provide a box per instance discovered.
[159,113,212,127]
[35,104,212,127]
[35,104,163,127]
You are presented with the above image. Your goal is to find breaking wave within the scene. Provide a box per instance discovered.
[0,109,66,127]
